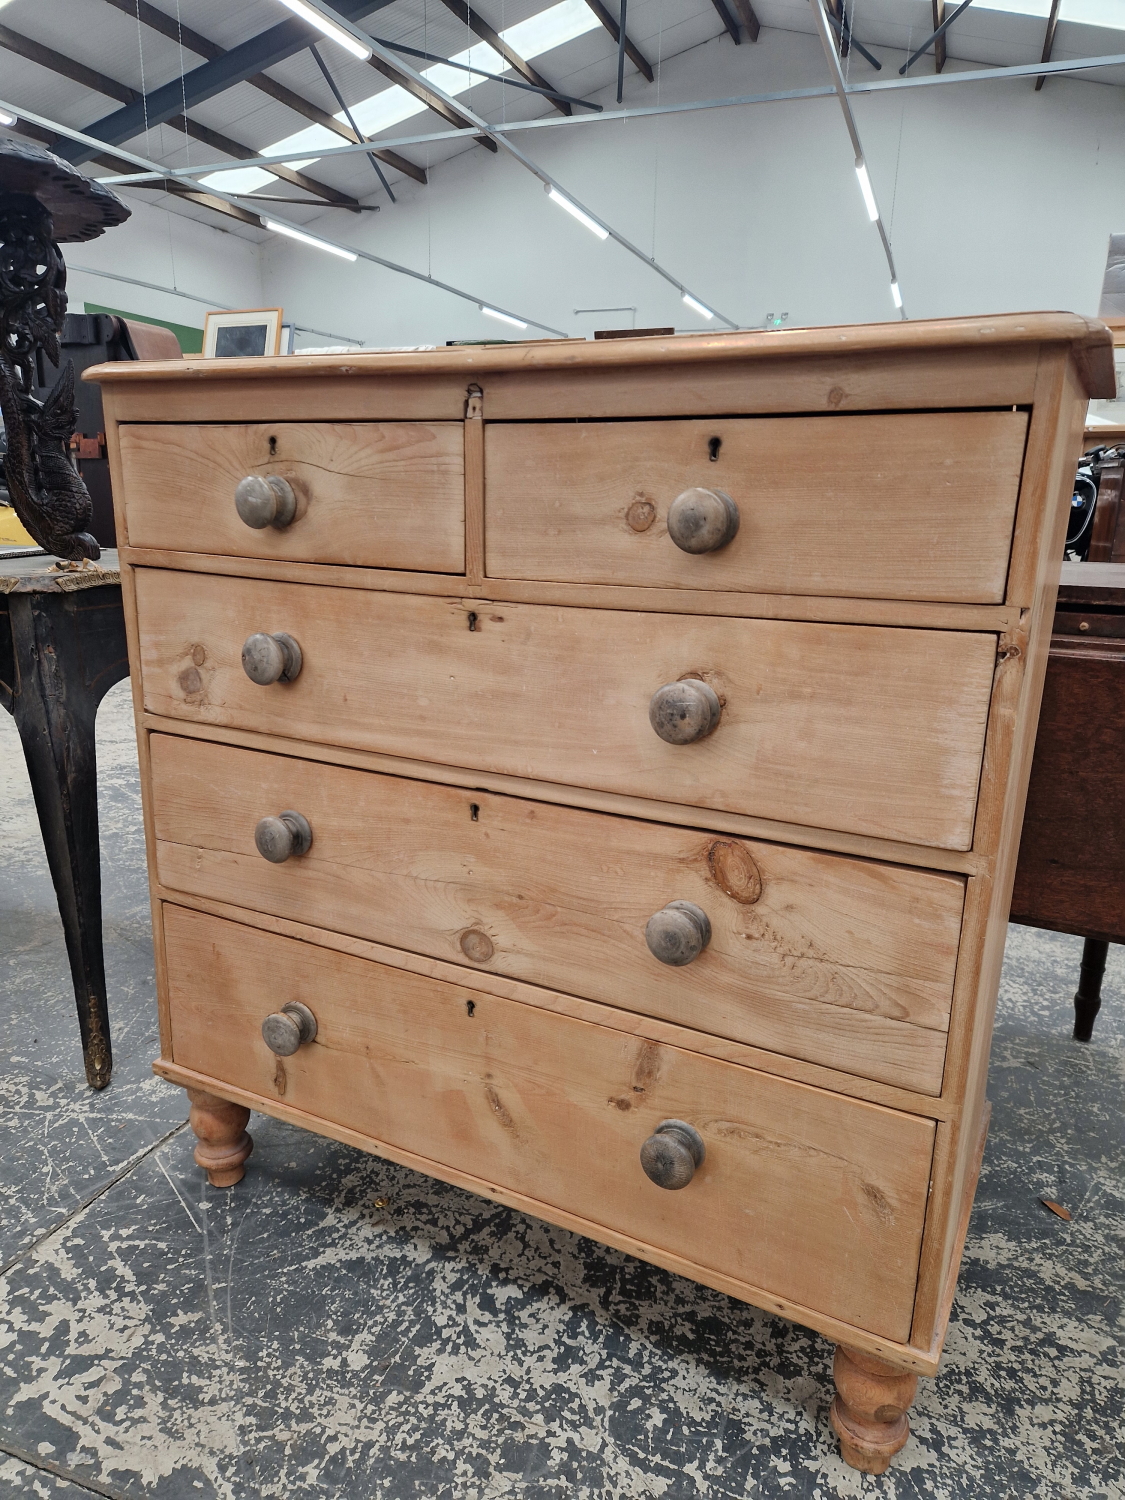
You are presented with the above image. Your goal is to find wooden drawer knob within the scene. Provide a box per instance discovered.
[649,678,721,744]
[255,810,313,863]
[640,1119,706,1190]
[667,488,739,553]
[241,631,302,685]
[261,1000,318,1056]
[235,474,297,530]
[645,901,711,965]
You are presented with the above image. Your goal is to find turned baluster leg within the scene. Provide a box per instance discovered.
[830,1344,919,1474]
[1073,937,1108,1042]
[186,1088,253,1188]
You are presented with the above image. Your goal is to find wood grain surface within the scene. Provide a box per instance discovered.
[150,733,965,1093]
[163,904,935,1341]
[117,422,465,572]
[134,571,998,850]
[485,412,1027,604]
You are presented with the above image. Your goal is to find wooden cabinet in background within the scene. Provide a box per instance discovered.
[89,314,1114,1476]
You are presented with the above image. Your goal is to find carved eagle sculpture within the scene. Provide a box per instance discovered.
[1,361,100,563]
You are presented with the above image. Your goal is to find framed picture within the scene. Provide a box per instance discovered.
[202,308,283,358]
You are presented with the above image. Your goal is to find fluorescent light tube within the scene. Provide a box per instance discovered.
[548,187,608,241]
[0,108,15,126]
[273,0,373,60]
[264,219,358,260]
[682,293,714,320]
[481,306,528,329]
[855,161,879,222]
[890,280,903,309]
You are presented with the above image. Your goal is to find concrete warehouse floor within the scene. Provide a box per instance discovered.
[0,682,1123,1500]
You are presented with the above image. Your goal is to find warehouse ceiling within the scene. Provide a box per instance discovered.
[0,0,1123,245]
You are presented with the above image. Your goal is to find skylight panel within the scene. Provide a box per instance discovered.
[199,0,607,198]
[501,0,602,58]
[965,0,1125,24]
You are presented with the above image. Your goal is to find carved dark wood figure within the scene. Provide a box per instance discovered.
[0,140,128,562]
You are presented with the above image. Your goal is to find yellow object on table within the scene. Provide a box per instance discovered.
[0,504,35,547]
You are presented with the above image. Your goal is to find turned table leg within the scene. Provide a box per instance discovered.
[830,1344,919,1474]
[187,1089,253,1187]
[1073,937,1109,1042]
[1,586,129,1090]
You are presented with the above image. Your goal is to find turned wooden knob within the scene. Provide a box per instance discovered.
[667,487,739,553]
[645,901,712,966]
[640,1119,706,1190]
[261,1000,318,1056]
[241,631,302,684]
[255,810,312,863]
[649,678,721,744]
[235,474,297,530]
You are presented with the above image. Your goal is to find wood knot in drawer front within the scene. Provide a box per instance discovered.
[707,841,762,905]
[460,928,494,963]
[626,498,656,532]
[827,385,846,408]
[176,645,214,703]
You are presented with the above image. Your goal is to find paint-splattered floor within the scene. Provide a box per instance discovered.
[1,684,1123,1500]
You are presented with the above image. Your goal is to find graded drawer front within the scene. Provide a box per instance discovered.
[164,904,935,1340]
[150,735,965,1094]
[136,570,996,850]
[117,422,465,572]
[485,411,1028,603]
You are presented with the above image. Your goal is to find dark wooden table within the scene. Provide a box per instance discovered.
[1012,562,1125,1039]
[0,550,128,1087]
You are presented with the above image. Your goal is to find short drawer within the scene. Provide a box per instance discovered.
[150,735,965,1094]
[163,904,935,1340]
[117,421,465,572]
[485,411,1028,603]
[136,570,996,850]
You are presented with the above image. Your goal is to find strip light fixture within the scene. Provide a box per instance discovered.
[812,0,907,320]
[682,293,714,320]
[272,0,373,59]
[854,161,879,222]
[0,107,15,126]
[547,187,608,240]
[263,218,358,259]
[481,305,528,328]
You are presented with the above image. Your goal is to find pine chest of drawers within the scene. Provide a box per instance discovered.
[90,314,1113,1474]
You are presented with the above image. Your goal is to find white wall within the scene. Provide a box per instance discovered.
[260,24,1125,345]
[63,189,264,336]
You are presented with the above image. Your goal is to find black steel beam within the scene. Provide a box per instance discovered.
[56,0,392,164]
[1035,0,1062,91]
[729,0,761,42]
[709,0,742,45]
[581,0,654,83]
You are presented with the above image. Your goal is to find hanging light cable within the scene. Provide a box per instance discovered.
[810,0,907,320]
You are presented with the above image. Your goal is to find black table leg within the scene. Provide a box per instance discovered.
[2,586,129,1088]
[1073,937,1109,1042]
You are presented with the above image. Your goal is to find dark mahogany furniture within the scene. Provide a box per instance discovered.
[1012,562,1125,1038]
[0,550,128,1087]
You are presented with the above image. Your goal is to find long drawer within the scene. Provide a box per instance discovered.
[163,904,935,1340]
[135,570,997,850]
[117,422,465,572]
[150,734,965,1094]
[484,411,1028,602]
